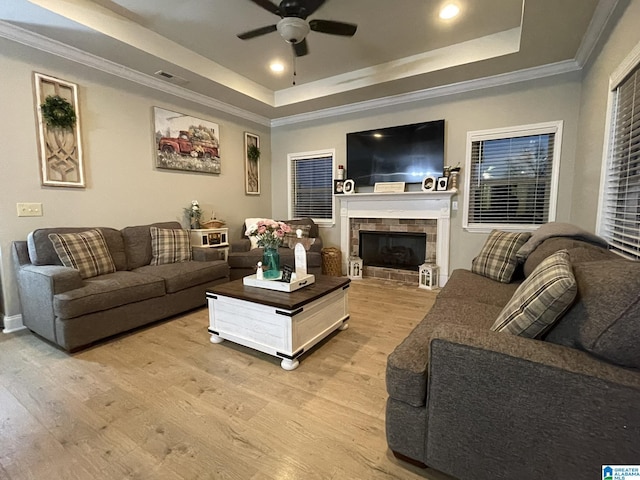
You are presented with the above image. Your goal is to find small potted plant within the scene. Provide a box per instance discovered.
[184,200,203,229]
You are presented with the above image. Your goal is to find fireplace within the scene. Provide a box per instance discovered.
[359,231,426,271]
[338,191,454,286]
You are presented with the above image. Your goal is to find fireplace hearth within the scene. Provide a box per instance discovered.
[359,231,426,271]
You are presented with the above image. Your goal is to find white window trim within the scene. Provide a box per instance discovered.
[287,148,336,226]
[462,120,563,233]
[596,39,640,238]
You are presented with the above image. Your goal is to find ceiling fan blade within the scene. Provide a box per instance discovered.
[293,38,309,57]
[237,24,277,40]
[309,19,357,36]
[300,0,326,18]
[247,0,280,16]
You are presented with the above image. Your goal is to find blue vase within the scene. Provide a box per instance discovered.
[262,246,280,279]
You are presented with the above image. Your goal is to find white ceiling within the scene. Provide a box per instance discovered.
[0,0,611,123]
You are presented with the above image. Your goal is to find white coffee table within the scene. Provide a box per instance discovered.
[206,275,350,370]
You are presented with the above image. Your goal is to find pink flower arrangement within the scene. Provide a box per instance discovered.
[246,219,291,249]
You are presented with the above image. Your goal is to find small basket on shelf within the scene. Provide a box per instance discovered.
[200,220,226,229]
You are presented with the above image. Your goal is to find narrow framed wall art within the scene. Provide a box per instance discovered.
[245,132,260,195]
[33,72,85,187]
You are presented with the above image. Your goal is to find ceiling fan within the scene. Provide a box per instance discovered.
[237,0,358,57]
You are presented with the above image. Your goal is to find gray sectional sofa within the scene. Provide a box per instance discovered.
[386,234,640,480]
[12,221,229,351]
[227,217,323,281]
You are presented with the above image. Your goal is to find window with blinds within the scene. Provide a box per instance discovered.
[463,122,562,231]
[599,62,640,259]
[288,150,335,224]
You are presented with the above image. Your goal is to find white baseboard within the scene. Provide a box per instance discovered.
[2,314,26,334]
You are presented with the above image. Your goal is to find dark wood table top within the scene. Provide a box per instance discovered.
[207,275,351,310]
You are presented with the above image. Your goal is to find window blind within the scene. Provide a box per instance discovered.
[602,65,640,259]
[290,155,333,220]
[467,133,556,227]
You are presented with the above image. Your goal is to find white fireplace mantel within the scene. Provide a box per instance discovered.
[338,191,456,286]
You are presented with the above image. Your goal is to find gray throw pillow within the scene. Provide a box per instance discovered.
[544,259,640,369]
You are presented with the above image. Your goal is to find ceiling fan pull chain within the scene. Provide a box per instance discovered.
[292,52,297,86]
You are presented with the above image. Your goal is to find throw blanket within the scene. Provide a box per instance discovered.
[516,222,608,261]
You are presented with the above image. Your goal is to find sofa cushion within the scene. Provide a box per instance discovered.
[150,227,192,265]
[283,224,311,248]
[48,229,117,279]
[134,260,229,294]
[437,269,521,308]
[544,259,640,369]
[472,230,531,283]
[492,250,577,338]
[28,227,127,271]
[121,221,182,269]
[53,271,165,319]
[283,217,319,238]
[523,237,616,277]
[387,298,503,408]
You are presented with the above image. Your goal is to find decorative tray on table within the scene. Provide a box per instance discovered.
[243,273,316,293]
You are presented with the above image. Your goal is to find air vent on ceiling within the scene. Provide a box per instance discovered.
[154,70,189,85]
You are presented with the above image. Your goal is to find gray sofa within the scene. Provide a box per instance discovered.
[227,217,323,281]
[386,235,640,480]
[12,221,229,351]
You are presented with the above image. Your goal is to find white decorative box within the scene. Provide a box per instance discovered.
[243,273,316,292]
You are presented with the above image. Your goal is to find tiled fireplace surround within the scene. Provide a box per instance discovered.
[339,192,454,286]
[350,218,437,283]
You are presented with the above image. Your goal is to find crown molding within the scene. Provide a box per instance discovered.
[609,34,640,89]
[575,0,620,67]
[0,20,271,127]
[271,60,581,127]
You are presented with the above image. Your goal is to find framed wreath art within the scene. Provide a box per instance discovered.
[34,72,85,188]
[40,95,77,129]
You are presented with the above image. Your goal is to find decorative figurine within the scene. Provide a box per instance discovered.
[256,261,264,280]
[294,229,307,277]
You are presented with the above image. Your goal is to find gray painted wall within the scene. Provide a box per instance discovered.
[2,0,639,323]
[0,38,271,320]
[271,73,583,275]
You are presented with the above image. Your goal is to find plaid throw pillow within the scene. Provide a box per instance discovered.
[150,227,192,265]
[48,229,116,279]
[491,250,577,338]
[472,230,531,283]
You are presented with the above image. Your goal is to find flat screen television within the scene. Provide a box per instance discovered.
[346,120,445,187]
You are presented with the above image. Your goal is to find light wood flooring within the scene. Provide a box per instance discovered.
[0,278,453,480]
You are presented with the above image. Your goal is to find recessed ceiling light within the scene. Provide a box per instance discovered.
[439,3,460,20]
[270,62,285,73]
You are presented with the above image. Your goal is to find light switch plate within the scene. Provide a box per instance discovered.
[452,201,459,211]
[17,203,43,217]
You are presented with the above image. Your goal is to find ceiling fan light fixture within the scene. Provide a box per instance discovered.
[277,17,310,44]
[439,3,460,20]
